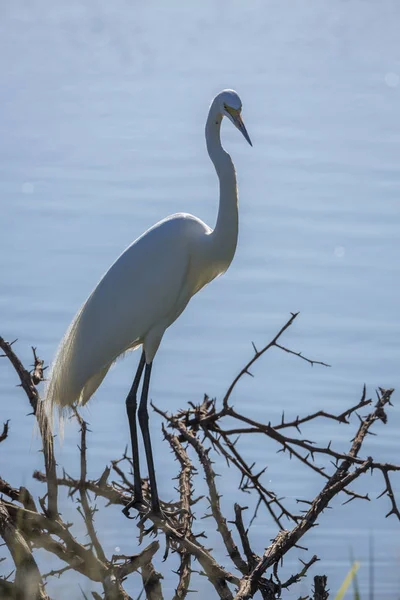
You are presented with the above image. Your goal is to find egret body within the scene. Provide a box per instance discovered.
[43,89,252,516]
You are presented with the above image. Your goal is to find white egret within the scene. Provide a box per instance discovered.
[42,89,252,517]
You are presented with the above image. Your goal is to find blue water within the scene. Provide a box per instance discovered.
[1,1,400,598]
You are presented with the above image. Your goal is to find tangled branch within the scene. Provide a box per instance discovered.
[1,314,398,599]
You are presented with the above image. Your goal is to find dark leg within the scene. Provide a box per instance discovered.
[138,361,161,515]
[124,351,146,511]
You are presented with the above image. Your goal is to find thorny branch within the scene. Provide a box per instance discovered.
[162,427,194,600]
[221,312,329,411]
[73,409,108,565]
[0,314,399,599]
[0,336,58,519]
[0,420,9,443]
[313,575,329,600]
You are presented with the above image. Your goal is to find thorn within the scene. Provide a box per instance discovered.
[361,384,366,402]
[231,435,240,447]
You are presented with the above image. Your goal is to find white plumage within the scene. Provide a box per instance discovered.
[48,214,222,407]
[42,89,251,515]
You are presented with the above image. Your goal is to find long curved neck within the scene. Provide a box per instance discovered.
[206,100,238,265]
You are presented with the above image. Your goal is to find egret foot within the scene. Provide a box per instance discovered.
[122,496,148,519]
[139,505,181,534]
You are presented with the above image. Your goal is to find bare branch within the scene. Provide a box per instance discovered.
[272,386,371,430]
[73,409,107,564]
[4,501,107,582]
[30,346,46,385]
[234,459,372,599]
[222,313,328,410]
[113,541,160,580]
[33,470,131,506]
[141,560,164,600]
[0,420,10,443]
[1,323,397,600]
[233,504,258,570]
[165,418,248,575]
[274,343,330,368]
[379,469,400,520]
[281,555,319,589]
[0,336,58,519]
[313,575,329,600]
[0,501,50,600]
[208,427,299,526]
[163,427,194,600]
[222,313,299,409]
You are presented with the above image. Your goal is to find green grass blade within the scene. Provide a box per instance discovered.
[349,548,361,600]
[334,562,361,600]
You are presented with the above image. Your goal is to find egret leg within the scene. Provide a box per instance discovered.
[138,361,161,515]
[125,351,146,506]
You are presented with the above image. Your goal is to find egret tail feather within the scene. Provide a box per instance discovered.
[80,363,111,406]
[40,303,88,444]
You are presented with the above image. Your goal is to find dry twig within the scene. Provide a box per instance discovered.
[1,316,398,599]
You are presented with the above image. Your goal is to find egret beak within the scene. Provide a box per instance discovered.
[234,113,252,147]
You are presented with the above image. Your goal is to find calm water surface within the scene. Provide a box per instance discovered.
[1,1,400,597]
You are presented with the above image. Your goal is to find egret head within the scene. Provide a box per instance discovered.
[218,89,252,147]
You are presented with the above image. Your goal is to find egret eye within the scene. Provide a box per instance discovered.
[223,103,241,118]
